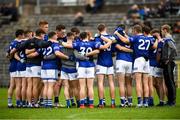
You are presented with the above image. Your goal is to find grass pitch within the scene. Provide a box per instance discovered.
[0,87,180,119]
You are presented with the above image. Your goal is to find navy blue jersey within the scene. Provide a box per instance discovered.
[129,34,154,59]
[114,35,133,62]
[74,36,81,43]
[42,42,60,69]
[58,37,67,42]
[17,40,27,71]
[95,34,115,67]
[44,34,48,41]
[148,36,159,67]
[73,40,101,67]
[8,39,19,72]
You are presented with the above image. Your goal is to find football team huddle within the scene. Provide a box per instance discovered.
[6,20,175,108]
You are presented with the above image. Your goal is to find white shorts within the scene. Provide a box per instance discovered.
[133,57,150,74]
[61,71,78,81]
[16,71,26,77]
[10,71,17,78]
[150,66,163,78]
[77,67,95,79]
[115,60,132,74]
[96,65,114,75]
[26,66,41,78]
[76,62,79,70]
[41,69,58,82]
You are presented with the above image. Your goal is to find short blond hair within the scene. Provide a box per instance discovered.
[161,24,171,33]
[39,20,48,26]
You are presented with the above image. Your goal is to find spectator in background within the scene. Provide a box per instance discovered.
[173,21,180,33]
[85,0,104,14]
[138,6,145,20]
[85,0,95,13]
[164,0,178,15]
[127,4,140,19]
[2,3,19,21]
[0,3,19,22]
[74,12,85,26]
[92,0,104,13]
[157,2,166,18]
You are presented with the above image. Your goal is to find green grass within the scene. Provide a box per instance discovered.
[0,87,180,119]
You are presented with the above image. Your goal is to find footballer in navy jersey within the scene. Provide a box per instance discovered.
[44,34,48,41]
[14,39,28,107]
[114,25,133,107]
[53,24,67,107]
[142,26,158,107]
[7,29,25,108]
[95,24,115,108]
[7,39,19,107]
[15,40,27,75]
[41,32,62,108]
[42,31,71,108]
[60,32,79,108]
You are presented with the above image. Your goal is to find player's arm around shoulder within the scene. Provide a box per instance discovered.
[26,48,41,58]
[86,49,100,57]
[54,50,69,60]
[53,43,69,60]
[151,38,158,49]
[14,52,21,61]
[151,33,162,49]
[26,51,39,58]
[99,35,112,50]
[114,31,130,44]
[115,44,133,53]
[61,42,73,49]
[25,48,36,55]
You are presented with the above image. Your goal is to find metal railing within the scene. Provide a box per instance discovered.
[176,60,180,88]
